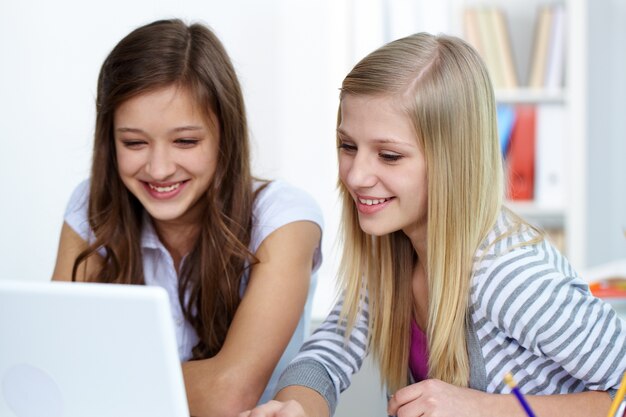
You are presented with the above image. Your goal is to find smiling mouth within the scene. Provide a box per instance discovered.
[148,182,183,193]
[358,197,392,206]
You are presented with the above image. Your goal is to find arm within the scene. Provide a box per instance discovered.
[401,239,624,417]
[388,379,611,417]
[475,244,626,394]
[240,295,371,417]
[274,386,329,417]
[237,385,329,417]
[51,222,102,282]
[183,220,321,417]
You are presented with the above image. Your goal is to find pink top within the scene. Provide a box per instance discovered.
[409,320,429,382]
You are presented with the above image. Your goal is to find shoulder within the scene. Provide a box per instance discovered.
[473,240,583,303]
[64,179,92,241]
[470,233,596,342]
[66,179,90,212]
[252,179,324,230]
[249,179,323,267]
[471,211,588,322]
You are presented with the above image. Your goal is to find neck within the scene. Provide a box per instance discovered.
[152,219,199,272]
[405,223,427,265]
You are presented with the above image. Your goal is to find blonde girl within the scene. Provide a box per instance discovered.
[242,33,626,417]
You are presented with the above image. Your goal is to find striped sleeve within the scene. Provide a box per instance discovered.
[474,239,626,393]
[274,296,369,415]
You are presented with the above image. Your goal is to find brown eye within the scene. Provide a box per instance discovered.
[174,138,199,147]
[121,140,147,149]
[379,152,402,162]
[338,142,357,152]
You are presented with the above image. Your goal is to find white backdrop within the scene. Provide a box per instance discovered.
[0,0,344,318]
[0,0,452,318]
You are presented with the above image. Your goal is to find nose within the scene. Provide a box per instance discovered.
[341,152,377,190]
[145,144,176,181]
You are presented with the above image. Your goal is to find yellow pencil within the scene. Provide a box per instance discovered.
[606,371,626,417]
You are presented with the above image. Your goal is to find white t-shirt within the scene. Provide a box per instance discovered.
[64,179,324,403]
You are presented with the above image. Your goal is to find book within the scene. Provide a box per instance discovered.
[534,104,566,207]
[506,106,536,200]
[528,6,553,88]
[497,104,516,156]
[463,8,484,58]
[544,4,566,90]
[490,8,519,89]
[475,7,505,88]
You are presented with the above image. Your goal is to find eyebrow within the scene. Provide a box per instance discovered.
[116,125,205,134]
[336,129,415,148]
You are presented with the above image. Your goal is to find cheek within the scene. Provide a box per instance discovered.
[197,149,219,174]
[184,151,219,185]
[337,155,351,184]
[115,148,142,176]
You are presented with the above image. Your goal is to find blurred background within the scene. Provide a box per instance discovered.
[0,0,452,319]
[1,0,625,321]
[1,0,624,414]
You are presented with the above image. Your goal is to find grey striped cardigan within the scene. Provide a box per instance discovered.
[276,210,626,415]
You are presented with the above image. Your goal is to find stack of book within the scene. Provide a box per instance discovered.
[466,5,568,207]
[463,4,566,90]
[528,4,566,90]
[463,7,518,90]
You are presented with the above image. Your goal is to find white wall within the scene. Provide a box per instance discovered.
[0,0,458,320]
[586,0,626,268]
[0,0,354,318]
[5,0,623,322]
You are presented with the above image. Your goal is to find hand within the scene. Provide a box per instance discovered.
[239,400,307,417]
[387,379,490,417]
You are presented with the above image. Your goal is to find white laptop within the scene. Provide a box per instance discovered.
[0,280,190,417]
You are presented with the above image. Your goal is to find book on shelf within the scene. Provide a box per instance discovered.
[528,6,552,88]
[491,8,518,89]
[497,104,516,155]
[463,6,517,90]
[463,8,484,58]
[476,7,504,88]
[502,104,567,211]
[529,4,567,89]
[506,105,536,200]
[544,4,566,90]
[534,104,567,207]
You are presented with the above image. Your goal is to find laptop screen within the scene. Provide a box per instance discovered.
[0,280,190,417]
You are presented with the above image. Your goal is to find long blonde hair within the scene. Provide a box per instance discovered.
[337,33,503,391]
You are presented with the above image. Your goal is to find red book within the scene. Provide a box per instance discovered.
[507,106,536,200]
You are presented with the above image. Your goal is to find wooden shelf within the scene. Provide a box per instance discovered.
[495,88,566,104]
[504,200,565,229]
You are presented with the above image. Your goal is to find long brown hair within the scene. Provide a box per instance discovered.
[337,33,503,391]
[74,19,259,359]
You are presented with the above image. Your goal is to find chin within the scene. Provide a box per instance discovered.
[143,205,186,223]
[357,221,394,237]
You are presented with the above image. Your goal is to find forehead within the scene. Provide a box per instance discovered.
[116,85,194,112]
[339,94,418,146]
[114,85,218,128]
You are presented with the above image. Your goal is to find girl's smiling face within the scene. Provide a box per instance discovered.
[338,94,428,242]
[114,85,220,228]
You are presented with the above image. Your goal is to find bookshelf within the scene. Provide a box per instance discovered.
[449,0,587,268]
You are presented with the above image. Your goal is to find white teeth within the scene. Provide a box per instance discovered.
[359,198,388,205]
[149,182,181,193]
